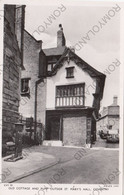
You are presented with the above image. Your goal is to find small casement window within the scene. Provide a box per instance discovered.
[47,64,56,72]
[107,125,112,130]
[21,78,30,95]
[66,67,74,78]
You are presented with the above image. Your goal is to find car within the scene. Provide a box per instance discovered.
[106,134,119,143]
[99,130,108,139]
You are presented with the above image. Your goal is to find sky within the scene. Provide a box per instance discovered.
[24,1,120,109]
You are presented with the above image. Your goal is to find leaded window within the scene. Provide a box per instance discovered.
[56,83,85,107]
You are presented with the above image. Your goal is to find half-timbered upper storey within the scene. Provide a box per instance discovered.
[38,25,106,118]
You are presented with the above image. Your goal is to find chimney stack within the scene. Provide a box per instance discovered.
[57,24,66,47]
[15,5,25,50]
[113,96,118,106]
[15,5,25,68]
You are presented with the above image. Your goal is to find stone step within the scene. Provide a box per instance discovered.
[43,140,63,146]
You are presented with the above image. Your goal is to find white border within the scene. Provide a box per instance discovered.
[0,1,123,195]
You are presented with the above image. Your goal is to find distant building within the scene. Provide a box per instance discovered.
[2,5,25,144]
[19,24,106,147]
[97,96,119,134]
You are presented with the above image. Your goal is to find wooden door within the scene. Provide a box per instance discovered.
[47,116,62,140]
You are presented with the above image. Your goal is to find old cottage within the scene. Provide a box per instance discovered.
[19,24,106,147]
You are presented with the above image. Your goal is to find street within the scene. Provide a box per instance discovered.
[14,148,119,184]
[93,135,119,148]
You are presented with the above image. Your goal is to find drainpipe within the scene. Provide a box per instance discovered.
[34,78,44,144]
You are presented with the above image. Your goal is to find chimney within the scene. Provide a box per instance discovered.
[113,96,118,106]
[15,5,26,68]
[57,24,66,47]
[15,5,25,50]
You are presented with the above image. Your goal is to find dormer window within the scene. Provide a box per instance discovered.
[21,78,30,96]
[66,67,74,78]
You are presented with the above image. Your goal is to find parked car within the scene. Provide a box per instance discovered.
[99,130,108,139]
[106,134,119,143]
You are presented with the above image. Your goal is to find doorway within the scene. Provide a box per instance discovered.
[46,115,62,141]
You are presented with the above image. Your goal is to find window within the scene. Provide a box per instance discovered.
[56,83,85,107]
[21,78,30,95]
[66,67,74,78]
[107,125,112,130]
[26,117,33,128]
[47,64,56,72]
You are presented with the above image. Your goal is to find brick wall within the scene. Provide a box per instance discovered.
[2,5,22,143]
[63,114,86,146]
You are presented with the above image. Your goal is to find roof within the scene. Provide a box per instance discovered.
[43,46,66,56]
[50,47,105,78]
[24,29,42,44]
[48,47,106,100]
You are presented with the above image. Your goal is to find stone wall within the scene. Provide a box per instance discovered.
[2,5,23,143]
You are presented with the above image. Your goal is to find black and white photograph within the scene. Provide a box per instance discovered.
[0,0,123,194]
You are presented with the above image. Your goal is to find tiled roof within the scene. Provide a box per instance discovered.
[43,46,66,56]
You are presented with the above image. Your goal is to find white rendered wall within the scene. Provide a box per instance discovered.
[46,60,96,109]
